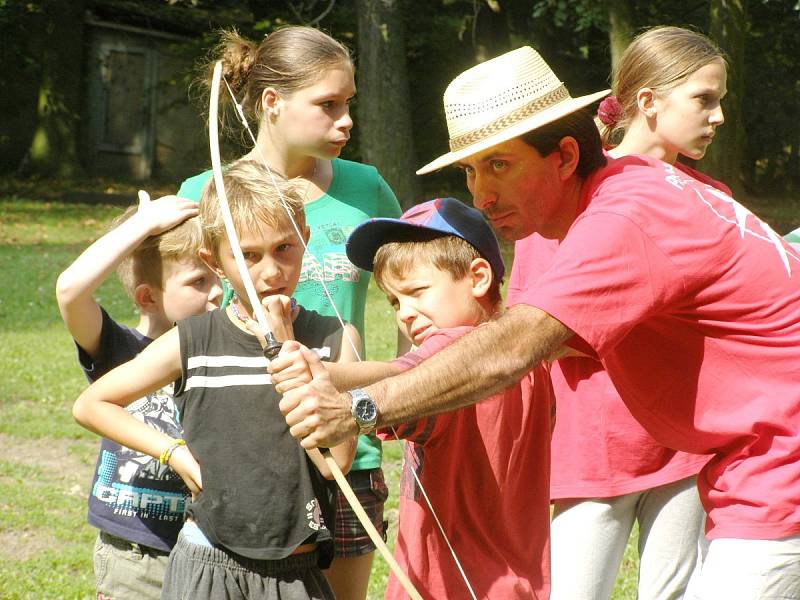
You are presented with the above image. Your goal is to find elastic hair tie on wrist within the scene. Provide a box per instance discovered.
[159,439,186,465]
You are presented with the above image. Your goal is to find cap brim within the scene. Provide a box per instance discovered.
[416,89,610,175]
[346,219,430,272]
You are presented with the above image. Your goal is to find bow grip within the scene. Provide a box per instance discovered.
[262,333,283,361]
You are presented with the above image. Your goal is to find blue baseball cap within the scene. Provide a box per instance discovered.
[346,197,505,280]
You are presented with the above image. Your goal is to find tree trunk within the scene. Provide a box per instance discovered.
[700,0,746,197]
[21,0,84,177]
[472,0,510,63]
[355,0,421,209]
[606,0,635,71]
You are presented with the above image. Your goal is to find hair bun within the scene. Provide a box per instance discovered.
[219,31,257,96]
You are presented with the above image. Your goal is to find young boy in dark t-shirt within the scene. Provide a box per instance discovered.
[72,160,358,600]
[56,193,221,598]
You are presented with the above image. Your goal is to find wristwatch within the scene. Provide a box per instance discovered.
[349,388,378,435]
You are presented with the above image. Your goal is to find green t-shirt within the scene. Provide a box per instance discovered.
[177,159,401,470]
[785,226,800,249]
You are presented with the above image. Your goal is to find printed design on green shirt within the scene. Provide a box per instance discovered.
[322,226,347,244]
[300,253,360,283]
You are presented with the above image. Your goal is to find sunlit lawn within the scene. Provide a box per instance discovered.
[9,180,798,598]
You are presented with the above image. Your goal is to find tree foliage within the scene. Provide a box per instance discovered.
[1,0,798,197]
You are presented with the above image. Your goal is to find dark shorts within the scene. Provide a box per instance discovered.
[162,531,334,600]
[333,467,389,558]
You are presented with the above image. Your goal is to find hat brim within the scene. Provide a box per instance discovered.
[346,219,428,273]
[416,89,610,175]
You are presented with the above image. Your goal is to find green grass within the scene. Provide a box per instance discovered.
[747,195,800,235]
[0,196,126,599]
[13,183,798,598]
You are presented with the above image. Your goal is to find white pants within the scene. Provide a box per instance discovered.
[684,535,800,600]
[550,476,704,600]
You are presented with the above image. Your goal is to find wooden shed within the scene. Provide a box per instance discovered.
[83,2,216,181]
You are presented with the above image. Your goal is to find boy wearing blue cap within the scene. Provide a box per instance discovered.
[272,197,555,599]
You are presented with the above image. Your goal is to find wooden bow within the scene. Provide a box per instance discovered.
[208,60,424,600]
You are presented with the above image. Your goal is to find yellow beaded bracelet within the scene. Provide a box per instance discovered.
[159,439,186,465]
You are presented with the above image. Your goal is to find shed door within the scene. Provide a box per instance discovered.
[87,39,157,178]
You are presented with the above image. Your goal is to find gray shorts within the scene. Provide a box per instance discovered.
[94,531,170,600]
[161,529,334,600]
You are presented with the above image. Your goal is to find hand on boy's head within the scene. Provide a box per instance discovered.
[268,340,313,395]
[262,294,297,342]
[279,346,357,449]
[135,193,199,236]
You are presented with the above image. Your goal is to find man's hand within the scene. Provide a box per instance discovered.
[268,340,312,394]
[278,346,358,449]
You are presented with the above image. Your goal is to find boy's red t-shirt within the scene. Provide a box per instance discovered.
[515,154,800,540]
[379,327,553,600]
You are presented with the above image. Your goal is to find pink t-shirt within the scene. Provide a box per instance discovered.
[514,154,800,541]
[378,327,553,600]
[509,232,708,500]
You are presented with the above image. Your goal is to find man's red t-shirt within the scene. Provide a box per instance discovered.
[515,154,800,540]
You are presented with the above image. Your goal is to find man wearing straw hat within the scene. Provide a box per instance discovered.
[276,47,800,598]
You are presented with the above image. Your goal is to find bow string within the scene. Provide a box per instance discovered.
[209,59,476,600]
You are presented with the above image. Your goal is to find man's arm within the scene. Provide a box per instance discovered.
[279,304,573,448]
[324,360,404,391]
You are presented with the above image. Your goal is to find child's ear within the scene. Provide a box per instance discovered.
[302,225,311,245]
[636,88,656,118]
[134,283,161,316]
[199,247,225,279]
[469,258,493,299]
[261,87,281,118]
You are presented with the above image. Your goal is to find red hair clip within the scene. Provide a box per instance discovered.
[597,96,623,127]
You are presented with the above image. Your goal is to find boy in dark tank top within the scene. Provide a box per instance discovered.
[73,160,358,600]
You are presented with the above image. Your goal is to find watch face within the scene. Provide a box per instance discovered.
[355,397,377,422]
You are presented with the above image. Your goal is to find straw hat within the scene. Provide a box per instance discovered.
[417,46,609,175]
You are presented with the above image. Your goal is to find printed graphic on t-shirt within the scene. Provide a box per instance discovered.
[91,385,186,522]
[300,221,361,285]
[300,252,360,284]
[321,224,347,245]
[305,498,327,532]
[664,163,800,275]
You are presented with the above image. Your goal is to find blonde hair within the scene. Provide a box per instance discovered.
[601,26,726,147]
[373,233,502,310]
[199,160,305,260]
[114,210,205,298]
[201,25,352,134]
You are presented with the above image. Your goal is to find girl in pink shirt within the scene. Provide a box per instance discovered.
[511,26,728,600]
